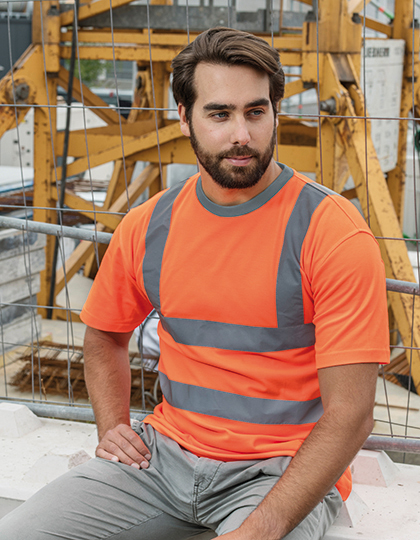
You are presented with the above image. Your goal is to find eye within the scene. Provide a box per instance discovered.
[249,109,264,117]
[212,112,228,119]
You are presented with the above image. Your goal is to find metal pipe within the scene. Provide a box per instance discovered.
[0,215,112,244]
[363,435,420,454]
[386,278,420,295]
[3,400,420,454]
[0,400,147,423]
[0,218,419,295]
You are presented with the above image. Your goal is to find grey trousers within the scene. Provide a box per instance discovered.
[0,423,343,540]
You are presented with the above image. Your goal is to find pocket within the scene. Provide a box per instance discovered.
[131,418,145,436]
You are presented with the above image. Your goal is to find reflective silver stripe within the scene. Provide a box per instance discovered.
[143,180,186,312]
[160,318,314,352]
[160,372,323,425]
[143,170,329,352]
[275,182,328,329]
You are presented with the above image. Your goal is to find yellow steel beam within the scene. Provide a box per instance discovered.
[32,1,60,73]
[360,16,392,38]
[132,137,317,172]
[61,29,303,50]
[283,79,306,99]
[348,0,373,13]
[60,45,303,67]
[304,0,362,54]
[57,66,127,126]
[0,50,34,138]
[33,104,58,317]
[50,190,122,230]
[102,161,134,210]
[55,165,160,294]
[387,0,420,226]
[60,0,136,27]
[0,45,52,139]
[83,84,148,278]
[58,122,181,178]
[56,130,138,158]
[31,2,61,317]
[323,53,420,392]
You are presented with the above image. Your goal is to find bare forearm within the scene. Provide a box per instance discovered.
[84,326,132,440]
[226,363,379,540]
[237,408,373,540]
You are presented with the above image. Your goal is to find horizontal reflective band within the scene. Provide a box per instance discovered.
[160,372,324,425]
[161,316,315,352]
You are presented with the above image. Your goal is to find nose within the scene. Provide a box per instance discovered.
[230,117,251,146]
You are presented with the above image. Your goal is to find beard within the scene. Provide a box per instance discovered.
[189,122,277,190]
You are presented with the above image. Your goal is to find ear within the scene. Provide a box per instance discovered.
[178,104,191,137]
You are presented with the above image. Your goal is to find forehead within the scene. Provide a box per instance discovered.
[193,63,270,108]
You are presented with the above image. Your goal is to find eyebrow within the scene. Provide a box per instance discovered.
[203,98,270,112]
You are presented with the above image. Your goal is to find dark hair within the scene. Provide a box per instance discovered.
[171,27,284,120]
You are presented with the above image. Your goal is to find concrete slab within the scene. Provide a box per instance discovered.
[0,409,418,540]
[0,403,42,438]
[326,463,420,539]
[351,450,399,487]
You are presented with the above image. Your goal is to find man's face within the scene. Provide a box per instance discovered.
[179,63,277,190]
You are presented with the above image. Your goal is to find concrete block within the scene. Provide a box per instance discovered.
[0,274,40,305]
[24,447,91,485]
[0,248,45,285]
[0,228,46,262]
[0,403,42,437]
[351,449,399,487]
[1,313,42,351]
[0,295,37,325]
[333,490,369,528]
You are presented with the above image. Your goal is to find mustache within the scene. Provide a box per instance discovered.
[219,147,259,159]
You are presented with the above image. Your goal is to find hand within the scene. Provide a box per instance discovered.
[95,423,151,469]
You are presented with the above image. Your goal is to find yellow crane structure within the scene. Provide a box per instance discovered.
[0,0,420,391]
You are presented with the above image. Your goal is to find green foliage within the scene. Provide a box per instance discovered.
[64,59,107,87]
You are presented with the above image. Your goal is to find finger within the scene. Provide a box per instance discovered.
[117,424,152,459]
[99,427,151,467]
[95,446,141,469]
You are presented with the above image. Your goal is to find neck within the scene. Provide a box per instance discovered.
[200,160,281,206]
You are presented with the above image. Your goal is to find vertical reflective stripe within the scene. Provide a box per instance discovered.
[143,181,186,313]
[276,183,327,329]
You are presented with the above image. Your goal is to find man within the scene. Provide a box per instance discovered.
[0,27,389,540]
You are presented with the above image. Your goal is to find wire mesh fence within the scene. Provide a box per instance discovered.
[1,0,420,457]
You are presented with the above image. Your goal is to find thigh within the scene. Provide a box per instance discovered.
[0,458,206,540]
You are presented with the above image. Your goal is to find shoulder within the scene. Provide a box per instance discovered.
[115,173,199,241]
[289,171,374,237]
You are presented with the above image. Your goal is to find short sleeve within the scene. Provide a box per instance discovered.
[310,230,390,369]
[80,205,155,332]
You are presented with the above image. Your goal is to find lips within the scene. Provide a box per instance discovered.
[225,156,253,166]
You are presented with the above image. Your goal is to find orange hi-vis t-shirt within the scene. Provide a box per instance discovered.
[81,164,390,501]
